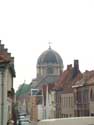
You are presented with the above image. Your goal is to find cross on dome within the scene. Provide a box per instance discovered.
[48,41,52,49]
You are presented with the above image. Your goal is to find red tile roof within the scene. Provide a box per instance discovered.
[73,70,94,88]
[54,66,82,93]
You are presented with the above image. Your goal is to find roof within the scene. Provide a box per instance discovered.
[31,75,59,89]
[72,70,94,88]
[54,65,82,93]
[37,47,63,67]
[38,75,59,87]
[16,83,31,96]
[0,40,16,77]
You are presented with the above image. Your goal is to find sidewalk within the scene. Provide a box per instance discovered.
[31,121,38,125]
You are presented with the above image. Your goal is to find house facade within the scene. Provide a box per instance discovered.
[73,70,94,116]
[0,41,16,125]
[54,60,82,118]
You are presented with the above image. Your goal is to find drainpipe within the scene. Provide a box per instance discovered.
[0,70,4,125]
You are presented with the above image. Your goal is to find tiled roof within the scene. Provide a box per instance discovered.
[73,70,94,88]
[0,40,16,77]
[54,70,69,89]
[54,67,82,93]
[31,75,59,89]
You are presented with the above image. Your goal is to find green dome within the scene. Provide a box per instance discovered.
[16,83,31,96]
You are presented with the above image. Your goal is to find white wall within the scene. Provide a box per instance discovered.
[38,117,94,125]
[38,104,43,120]
[3,68,9,125]
[48,91,56,119]
[0,67,13,125]
[61,93,74,117]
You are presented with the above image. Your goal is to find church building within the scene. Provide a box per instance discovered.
[30,45,63,121]
[31,45,63,88]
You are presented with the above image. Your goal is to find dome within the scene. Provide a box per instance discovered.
[37,47,63,67]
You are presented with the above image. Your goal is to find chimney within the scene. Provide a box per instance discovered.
[0,44,4,52]
[8,53,11,58]
[4,48,8,53]
[74,60,79,71]
[72,60,79,78]
[11,57,14,64]
[67,64,72,70]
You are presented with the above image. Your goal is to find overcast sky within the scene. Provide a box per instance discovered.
[0,0,94,90]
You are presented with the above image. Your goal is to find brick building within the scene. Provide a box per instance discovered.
[73,70,94,116]
[54,60,82,118]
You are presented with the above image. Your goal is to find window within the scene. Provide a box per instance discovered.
[47,67,53,74]
[83,88,88,103]
[90,89,93,101]
[69,97,70,107]
[31,89,42,96]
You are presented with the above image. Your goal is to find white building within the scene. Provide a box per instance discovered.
[0,41,16,125]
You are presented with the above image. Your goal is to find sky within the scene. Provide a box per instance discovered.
[0,0,94,91]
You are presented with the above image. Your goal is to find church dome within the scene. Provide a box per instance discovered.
[37,47,63,67]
